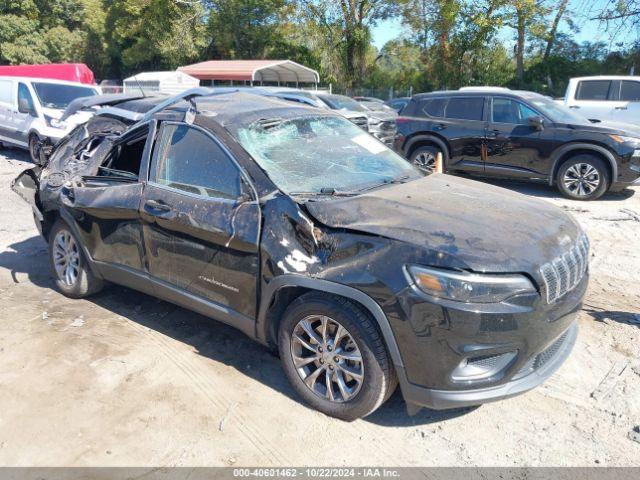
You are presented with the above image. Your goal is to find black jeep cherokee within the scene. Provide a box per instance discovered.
[13,91,588,421]
[394,88,640,200]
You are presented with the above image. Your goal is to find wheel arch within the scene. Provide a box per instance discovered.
[549,143,617,186]
[403,134,450,163]
[257,275,405,371]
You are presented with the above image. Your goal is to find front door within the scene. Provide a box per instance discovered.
[484,96,556,179]
[141,121,260,321]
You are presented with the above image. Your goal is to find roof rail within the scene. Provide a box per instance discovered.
[135,87,215,124]
[94,107,144,122]
[458,86,511,92]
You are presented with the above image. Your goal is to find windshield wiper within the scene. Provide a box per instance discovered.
[289,187,358,198]
[350,174,413,193]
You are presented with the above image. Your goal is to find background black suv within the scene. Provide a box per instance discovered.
[394,88,640,200]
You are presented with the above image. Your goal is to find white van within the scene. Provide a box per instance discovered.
[560,76,640,125]
[0,77,100,162]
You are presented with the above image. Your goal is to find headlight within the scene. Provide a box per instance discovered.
[44,115,67,129]
[368,117,382,126]
[407,265,536,303]
[608,134,640,145]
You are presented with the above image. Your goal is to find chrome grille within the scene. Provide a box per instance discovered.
[540,234,589,303]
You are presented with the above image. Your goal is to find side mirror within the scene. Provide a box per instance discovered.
[18,98,36,116]
[528,116,544,130]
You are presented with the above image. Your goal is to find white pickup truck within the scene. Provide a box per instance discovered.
[559,76,640,125]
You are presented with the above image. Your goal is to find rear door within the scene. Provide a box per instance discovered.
[485,96,556,179]
[59,123,151,273]
[438,96,487,172]
[141,121,260,321]
[609,79,640,124]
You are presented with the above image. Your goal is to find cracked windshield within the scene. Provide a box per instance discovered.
[236,115,420,195]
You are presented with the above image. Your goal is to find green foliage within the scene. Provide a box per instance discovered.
[0,0,637,95]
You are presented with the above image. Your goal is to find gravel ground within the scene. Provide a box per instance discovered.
[0,147,638,466]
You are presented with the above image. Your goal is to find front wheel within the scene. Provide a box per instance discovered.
[410,146,441,174]
[278,292,397,421]
[48,220,104,298]
[556,155,609,200]
[28,133,41,164]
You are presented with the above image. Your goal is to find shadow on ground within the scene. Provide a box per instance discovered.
[478,177,635,202]
[0,234,473,427]
[585,308,640,328]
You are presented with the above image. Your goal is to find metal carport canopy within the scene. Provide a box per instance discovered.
[177,60,319,84]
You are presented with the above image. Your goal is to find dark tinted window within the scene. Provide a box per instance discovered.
[491,98,539,124]
[32,82,96,109]
[576,80,611,101]
[153,124,241,200]
[421,98,446,117]
[445,97,484,120]
[620,81,640,101]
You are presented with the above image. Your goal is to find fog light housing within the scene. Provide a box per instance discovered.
[451,351,517,383]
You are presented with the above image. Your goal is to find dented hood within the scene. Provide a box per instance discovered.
[304,174,582,273]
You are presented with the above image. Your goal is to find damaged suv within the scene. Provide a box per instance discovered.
[13,90,588,421]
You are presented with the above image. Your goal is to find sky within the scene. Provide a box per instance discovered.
[370,0,638,51]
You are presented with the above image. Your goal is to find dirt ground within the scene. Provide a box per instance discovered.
[0,147,639,467]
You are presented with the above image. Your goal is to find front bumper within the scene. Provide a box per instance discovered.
[400,321,577,410]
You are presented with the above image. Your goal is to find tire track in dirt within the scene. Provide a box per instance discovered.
[124,318,290,465]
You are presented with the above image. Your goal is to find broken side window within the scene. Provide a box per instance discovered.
[99,125,149,180]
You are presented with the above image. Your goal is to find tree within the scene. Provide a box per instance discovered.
[505,0,547,84]
[205,0,287,59]
[104,0,207,77]
[298,0,398,87]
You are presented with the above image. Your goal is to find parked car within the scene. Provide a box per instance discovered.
[13,89,587,420]
[317,93,397,146]
[0,77,101,162]
[395,87,640,200]
[385,97,410,112]
[353,96,384,103]
[560,76,640,124]
[357,99,398,115]
[260,88,370,131]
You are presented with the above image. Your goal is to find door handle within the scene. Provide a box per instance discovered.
[615,106,628,110]
[569,105,580,109]
[144,199,172,213]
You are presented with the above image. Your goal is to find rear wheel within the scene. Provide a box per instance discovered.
[48,220,104,298]
[28,133,41,163]
[278,292,396,421]
[556,155,609,200]
[410,145,441,174]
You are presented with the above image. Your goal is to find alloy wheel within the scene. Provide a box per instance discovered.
[290,315,364,403]
[563,163,601,197]
[53,230,80,286]
[413,151,436,173]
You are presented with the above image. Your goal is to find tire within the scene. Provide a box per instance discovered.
[410,145,441,174]
[28,133,41,164]
[556,154,609,200]
[48,219,104,298]
[278,292,397,421]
